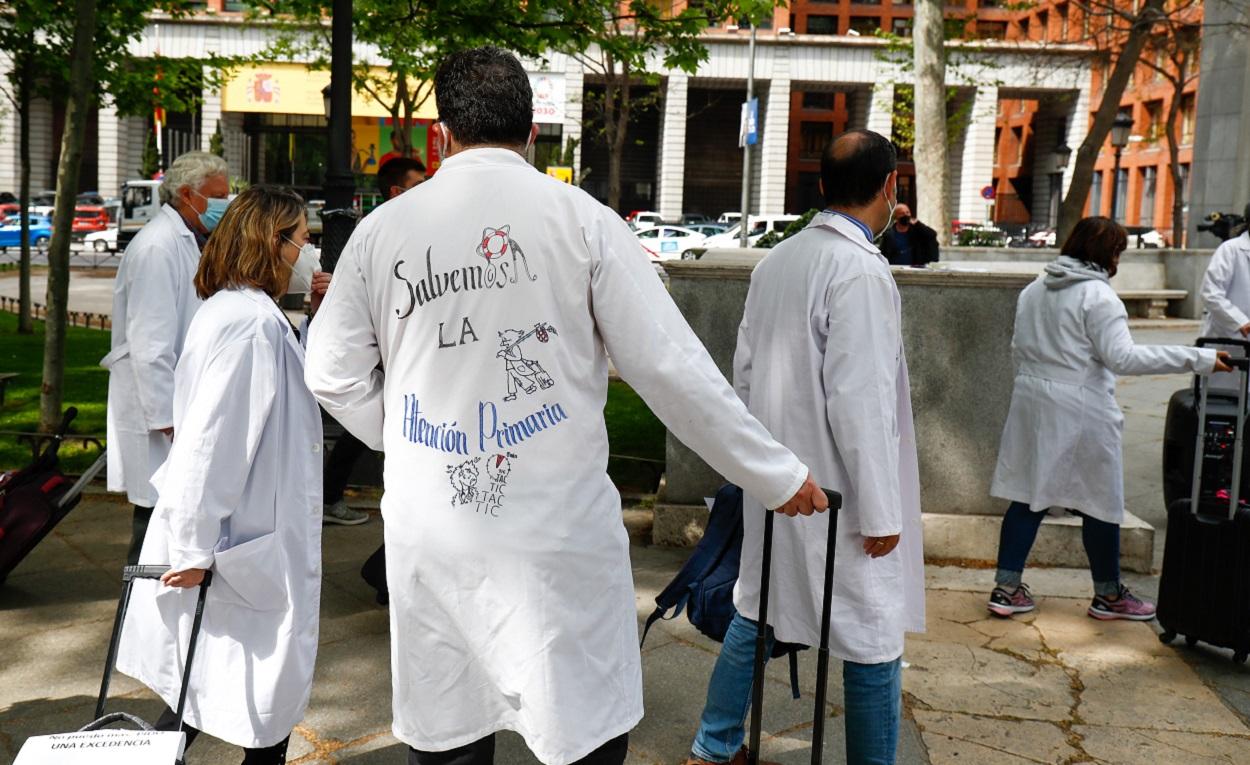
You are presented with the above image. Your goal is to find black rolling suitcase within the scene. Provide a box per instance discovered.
[14,565,212,764]
[0,407,107,584]
[747,488,843,765]
[1162,339,1250,508]
[1157,345,1250,662]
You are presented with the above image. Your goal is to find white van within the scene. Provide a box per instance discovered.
[118,180,163,250]
[703,214,799,249]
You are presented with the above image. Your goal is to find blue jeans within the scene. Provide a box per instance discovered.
[692,611,902,765]
[995,501,1121,597]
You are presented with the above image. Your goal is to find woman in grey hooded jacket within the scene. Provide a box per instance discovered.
[987,217,1230,621]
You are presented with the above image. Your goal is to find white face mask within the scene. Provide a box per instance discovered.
[285,238,319,294]
[876,182,899,240]
[437,123,452,159]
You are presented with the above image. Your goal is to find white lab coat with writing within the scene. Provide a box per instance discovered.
[992,257,1218,525]
[103,204,204,506]
[304,148,807,765]
[732,212,926,664]
[117,288,323,748]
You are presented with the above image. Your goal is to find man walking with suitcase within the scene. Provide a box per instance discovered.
[685,130,925,765]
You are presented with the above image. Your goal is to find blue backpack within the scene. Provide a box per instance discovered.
[641,483,806,698]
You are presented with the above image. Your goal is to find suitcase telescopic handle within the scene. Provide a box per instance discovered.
[1190,353,1250,521]
[1192,338,1250,398]
[748,489,843,765]
[95,565,213,731]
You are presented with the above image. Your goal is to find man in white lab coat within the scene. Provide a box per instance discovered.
[686,131,925,765]
[1200,204,1250,339]
[102,151,229,564]
[305,46,827,765]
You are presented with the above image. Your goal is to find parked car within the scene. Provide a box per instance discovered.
[83,226,119,253]
[0,203,18,223]
[636,225,707,261]
[1124,226,1167,249]
[626,210,664,230]
[717,211,741,225]
[72,205,110,234]
[680,213,713,226]
[0,215,52,250]
[703,214,799,249]
[1028,229,1057,248]
[686,223,728,238]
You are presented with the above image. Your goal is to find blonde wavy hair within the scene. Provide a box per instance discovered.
[195,185,306,300]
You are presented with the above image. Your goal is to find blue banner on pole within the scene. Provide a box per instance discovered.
[739,98,758,148]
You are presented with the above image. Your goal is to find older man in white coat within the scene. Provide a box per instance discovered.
[306,47,827,765]
[103,152,230,565]
[686,131,924,765]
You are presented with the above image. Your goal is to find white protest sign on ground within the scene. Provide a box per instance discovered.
[15,729,185,764]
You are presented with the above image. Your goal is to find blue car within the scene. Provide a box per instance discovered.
[0,216,53,250]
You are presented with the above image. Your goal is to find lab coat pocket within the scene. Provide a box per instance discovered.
[212,532,289,612]
[100,343,130,370]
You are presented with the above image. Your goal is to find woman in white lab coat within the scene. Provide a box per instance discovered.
[117,185,324,764]
[989,217,1227,621]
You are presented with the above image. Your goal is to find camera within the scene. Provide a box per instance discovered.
[1197,206,1249,243]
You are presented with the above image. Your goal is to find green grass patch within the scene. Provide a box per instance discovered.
[0,312,110,473]
[605,379,665,493]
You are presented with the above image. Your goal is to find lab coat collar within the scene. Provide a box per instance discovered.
[807,210,884,257]
[159,202,198,240]
[237,287,306,361]
[437,147,532,172]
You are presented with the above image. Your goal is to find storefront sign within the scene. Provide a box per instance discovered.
[546,166,574,183]
[222,63,436,120]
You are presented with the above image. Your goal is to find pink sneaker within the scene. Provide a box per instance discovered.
[1088,585,1156,621]
[987,584,1036,617]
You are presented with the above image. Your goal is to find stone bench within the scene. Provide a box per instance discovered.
[928,261,1188,319]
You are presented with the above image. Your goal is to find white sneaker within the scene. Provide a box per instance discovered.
[323,500,369,526]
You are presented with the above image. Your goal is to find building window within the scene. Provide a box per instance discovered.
[1140,166,1157,227]
[805,14,838,35]
[1114,168,1129,222]
[802,91,836,111]
[980,0,1001,7]
[800,122,831,160]
[851,0,882,5]
[1090,170,1104,215]
[1011,126,1024,164]
[1144,100,1163,142]
[849,16,881,35]
[1037,10,1049,41]
[224,0,250,10]
[891,17,912,36]
[1058,3,1069,39]
[978,21,1008,39]
[1181,94,1196,144]
[1019,17,1030,38]
[944,18,967,38]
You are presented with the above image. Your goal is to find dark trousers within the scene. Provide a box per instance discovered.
[408,732,628,765]
[156,706,291,764]
[128,505,153,566]
[324,430,369,504]
[995,501,1121,595]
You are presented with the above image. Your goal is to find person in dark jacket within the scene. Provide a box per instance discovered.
[879,203,940,267]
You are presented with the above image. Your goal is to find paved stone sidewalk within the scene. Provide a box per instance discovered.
[4,493,1250,765]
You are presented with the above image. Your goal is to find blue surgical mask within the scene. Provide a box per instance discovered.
[192,190,230,233]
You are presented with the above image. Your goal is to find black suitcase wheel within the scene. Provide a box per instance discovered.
[1234,651,1248,664]
[1159,630,1177,644]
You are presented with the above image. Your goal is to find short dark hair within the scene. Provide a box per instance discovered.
[377,156,426,198]
[1061,216,1127,272]
[821,130,898,208]
[434,46,533,147]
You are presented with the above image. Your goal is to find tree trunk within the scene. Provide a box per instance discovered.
[1057,0,1165,243]
[1164,57,1188,248]
[40,0,97,432]
[17,52,33,334]
[913,0,950,246]
[395,75,413,158]
[603,60,623,213]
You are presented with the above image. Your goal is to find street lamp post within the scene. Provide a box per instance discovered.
[738,23,757,249]
[1108,112,1133,222]
[320,0,358,275]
